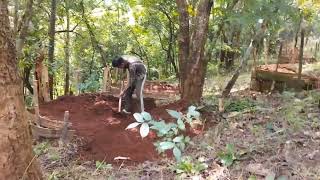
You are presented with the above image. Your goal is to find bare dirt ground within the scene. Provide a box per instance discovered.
[35,79,320,179]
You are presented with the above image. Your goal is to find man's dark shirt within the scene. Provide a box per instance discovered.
[121,55,146,87]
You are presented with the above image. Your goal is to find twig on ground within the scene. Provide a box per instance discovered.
[21,154,37,179]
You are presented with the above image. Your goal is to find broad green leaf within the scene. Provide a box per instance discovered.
[276,176,288,180]
[159,141,175,150]
[173,147,182,161]
[141,112,152,121]
[177,118,185,130]
[226,144,235,153]
[133,113,144,123]
[248,175,257,180]
[188,110,200,118]
[188,105,197,112]
[266,173,276,180]
[173,135,184,143]
[220,153,234,167]
[166,109,181,119]
[179,142,186,150]
[140,123,149,138]
[125,122,141,130]
[184,136,191,143]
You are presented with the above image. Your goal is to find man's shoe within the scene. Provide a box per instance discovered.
[122,109,131,114]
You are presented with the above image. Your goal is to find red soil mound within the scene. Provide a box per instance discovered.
[40,93,158,165]
[39,93,197,165]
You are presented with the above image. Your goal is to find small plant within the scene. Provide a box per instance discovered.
[225,99,255,112]
[48,150,60,161]
[126,106,201,161]
[95,161,112,172]
[281,95,306,130]
[217,144,237,167]
[250,124,263,136]
[48,171,60,180]
[175,156,208,175]
[33,141,50,155]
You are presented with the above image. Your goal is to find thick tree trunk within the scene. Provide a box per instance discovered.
[48,0,57,100]
[176,0,213,103]
[64,1,70,95]
[0,1,43,179]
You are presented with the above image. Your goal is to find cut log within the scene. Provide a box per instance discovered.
[31,123,75,140]
[251,65,319,92]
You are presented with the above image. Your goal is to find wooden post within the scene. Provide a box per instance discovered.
[33,80,41,126]
[60,111,70,145]
[102,66,110,92]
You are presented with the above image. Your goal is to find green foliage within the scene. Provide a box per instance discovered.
[175,157,208,175]
[48,171,60,180]
[126,106,201,161]
[217,144,237,167]
[48,151,60,161]
[95,161,112,171]
[248,175,257,180]
[24,95,34,107]
[78,72,101,93]
[281,91,306,130]
[33,141,50,156]
[225,99,256,112]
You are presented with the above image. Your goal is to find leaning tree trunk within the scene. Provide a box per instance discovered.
[48,0,57,100]
[222,20,267,97]
[0,1,43,179]
[176,0,213,103]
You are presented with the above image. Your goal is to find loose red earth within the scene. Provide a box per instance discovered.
[39,93,196,165]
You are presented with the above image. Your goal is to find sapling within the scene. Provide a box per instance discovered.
[126,106,201,161]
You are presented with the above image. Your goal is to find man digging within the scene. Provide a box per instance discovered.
[112,55,147,114]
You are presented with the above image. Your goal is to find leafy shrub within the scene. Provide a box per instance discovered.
[225,99,255,112]
[126,106,201,161]
[175,156,208,175]
[217,144,237,167]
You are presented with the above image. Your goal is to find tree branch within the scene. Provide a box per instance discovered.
[55,23,79,33]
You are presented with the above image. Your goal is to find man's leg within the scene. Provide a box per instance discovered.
[123,86,135,113]
[135,75,146,112]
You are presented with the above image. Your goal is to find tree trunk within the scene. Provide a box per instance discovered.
[263,38,269,65]
[176,0,190,94]
[16,0,34,59]
[176,0,213,103]
[64,0,70,95]
[0,1,43,179]
[13,0,19,35]
[23,66,33,94]
[298,28,304,80]
[48,0,57,100]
